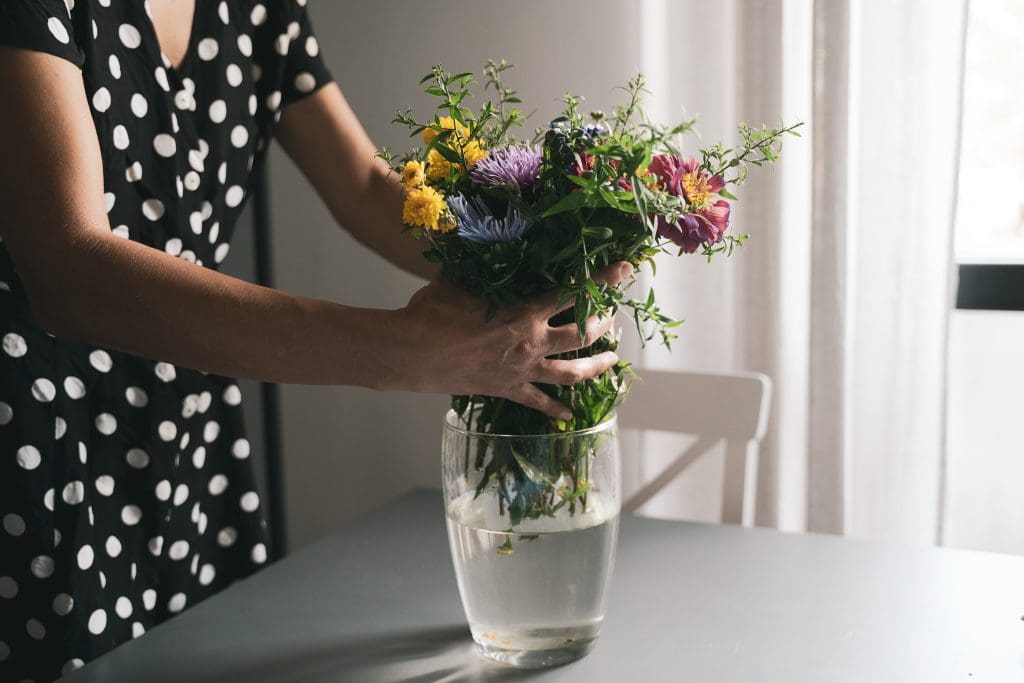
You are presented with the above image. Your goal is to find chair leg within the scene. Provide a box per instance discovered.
[722,440,758,526]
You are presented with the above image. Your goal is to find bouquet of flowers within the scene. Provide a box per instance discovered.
[384,61,799,525]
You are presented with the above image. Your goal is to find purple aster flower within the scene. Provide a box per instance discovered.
[470,145,542,190]
[448,194,533,244]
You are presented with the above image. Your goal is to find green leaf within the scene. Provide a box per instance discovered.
[582,226,613,239]
[541,191,588,218]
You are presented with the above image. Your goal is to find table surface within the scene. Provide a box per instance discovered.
[69,488,1024,682]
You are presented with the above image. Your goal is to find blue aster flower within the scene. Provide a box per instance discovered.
[448,194,533,245]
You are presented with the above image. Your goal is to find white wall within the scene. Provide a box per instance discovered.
[270,0,647,549]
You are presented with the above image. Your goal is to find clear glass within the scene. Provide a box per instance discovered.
[442,408,621,669]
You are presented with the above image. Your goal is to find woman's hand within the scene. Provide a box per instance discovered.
[387,262,634,419]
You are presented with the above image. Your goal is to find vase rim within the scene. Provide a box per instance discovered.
[443,407,617,439]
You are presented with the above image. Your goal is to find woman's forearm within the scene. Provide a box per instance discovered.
[36,230,405,387]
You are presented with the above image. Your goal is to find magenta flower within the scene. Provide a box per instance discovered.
[470,145,542,190]
[648,154,731,253]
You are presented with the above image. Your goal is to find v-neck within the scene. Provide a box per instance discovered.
[142,0,202,77]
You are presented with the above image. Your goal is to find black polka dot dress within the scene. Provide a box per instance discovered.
[0,1,331,680]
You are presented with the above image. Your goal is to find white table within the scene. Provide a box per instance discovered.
[69,488,1024,682]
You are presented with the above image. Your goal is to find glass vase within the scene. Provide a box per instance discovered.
[441,407,621,669]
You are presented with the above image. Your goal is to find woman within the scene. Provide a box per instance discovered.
[0,1,629,679]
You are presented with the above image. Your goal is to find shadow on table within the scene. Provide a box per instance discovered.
[230,624,545,682]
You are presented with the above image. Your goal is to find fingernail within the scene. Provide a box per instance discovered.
[559,409,573,421]
[619,262,634,279]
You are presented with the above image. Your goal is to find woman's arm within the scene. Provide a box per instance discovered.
[0,47,626,419]
[273,83,437,280]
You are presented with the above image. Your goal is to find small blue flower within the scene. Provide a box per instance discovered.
[448,195,533,245]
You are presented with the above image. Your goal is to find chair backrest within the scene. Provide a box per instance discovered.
[616,368,772,526]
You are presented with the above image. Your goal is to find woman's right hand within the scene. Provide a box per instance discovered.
[386,262,634,419]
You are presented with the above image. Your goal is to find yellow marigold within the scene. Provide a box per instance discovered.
[422,116,471,145]
[462,139,488,167]
[426,148,453,182]
[401,160,425,188]
[402,185,447,230]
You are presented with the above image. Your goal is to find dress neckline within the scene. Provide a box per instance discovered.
[141,0,203,77]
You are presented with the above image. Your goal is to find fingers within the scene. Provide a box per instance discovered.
[532,261,635,317]
[532,351,619,386]
[504,384,572,420]
[547,314,614,355]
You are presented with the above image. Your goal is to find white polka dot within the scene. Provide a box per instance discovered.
[121,504,142,525]
[214,243,230,264]
[119,23,141,48]
[198,511,208,534]
[199,563,216,586]
[48,16,70,43]
[184,171,200,191]
[110,125,129,151]
[250,4,267,25]
[190,150,206,174]
[220,385,241,407]
[153,133,176,158]
[155,480,171,501]
[64,657,86,673]
[142,199,165,221]
[86,351,111,375]
[230,125,249,148]
[125,163,144,187]
[180,432,191,450]
[109,54,122,79]
[197,391,212,413]
[295,72,316,93]
[132,621,145,638]
[92,87,111,112]
[192,446,206,469]
[148,536,164,556]
[95,475,115,496]
[240,491,259,512]
[31,555,54,578]
[155,361,176,382]
[197,37,219,61]
[78,441,87,463]
[251,543,267,564]
[232,438,251,459]
[142,589,156,610]
[88,505,95,526]
[173,484,189,506]
[53,592,74,615]
[217,527,237,547]
[43,488,54,511]
[88,608,107,634]
[111,225,130,240]
[155,66,170,91]
[305,36,320,57]
[236,34,253,57]
[287,21,301,40]
[106,535,122,557]
[104,191,116,212]
[115,596,132,619]
[17,445,41,470]
[208,474,228,495]
[63,376,85,399]
[226,63,243,87]
[91,18,97,38]
[218,1,230,23]
[164,237,183,256]
[3,514,25,536]
[95,413,117,435]
[173,88,193,110]
[217,162,227,184]
[3,332,27,357]
[274,34,290,56]
[207,221,220,244]
[266,91,282,111]
[0,401,12,424]
[55,415,67,439]
[62,480,85,505]
[168,592,186,613]
[126,448,149,471]
[125,386,148,408]
[32,378,56,402]
[168,540,189,561]
[0,576,16,598]
[157,420,176,442]
[201,422,220,444]
[77,544,94,570]
[27,618,46,639]
[208,99,227,123]
[130,93,149,118]
[225,182,245,207]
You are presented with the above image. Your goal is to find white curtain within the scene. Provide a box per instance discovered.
[630,0,967,542]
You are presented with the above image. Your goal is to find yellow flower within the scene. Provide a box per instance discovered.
[426,148,453,182]
[402,186,447,231]
[422,116,471,145]
[462,139,488,167]
[401,160,425,188]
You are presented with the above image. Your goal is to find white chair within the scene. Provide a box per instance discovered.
[617,368,772,526]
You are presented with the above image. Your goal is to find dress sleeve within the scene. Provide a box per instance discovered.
[278,0,333,106]
[0,0,84,68]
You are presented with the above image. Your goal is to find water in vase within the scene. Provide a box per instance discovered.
[445,489,620,667]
